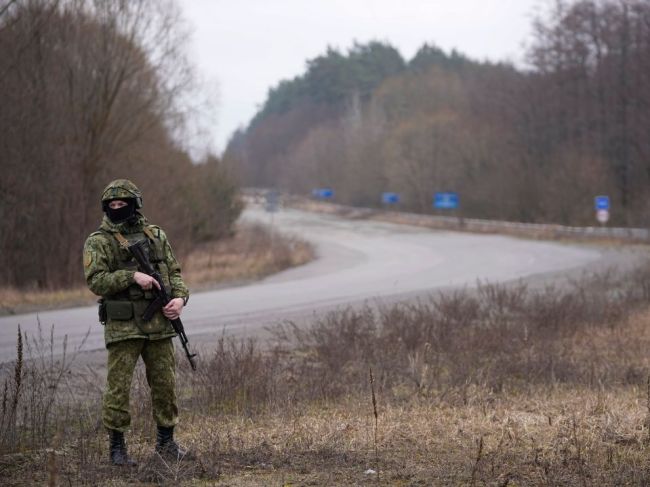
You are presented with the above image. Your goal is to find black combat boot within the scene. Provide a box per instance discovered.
[109,429,137,466]
[155,425,191,460]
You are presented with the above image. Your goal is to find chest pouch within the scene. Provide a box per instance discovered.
[144,227,165,263]
[109,229,171,311]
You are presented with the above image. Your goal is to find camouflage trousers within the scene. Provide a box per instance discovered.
[103,337,178,432]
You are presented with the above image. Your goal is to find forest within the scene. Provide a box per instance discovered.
[0,0,241,289]
[3,0,649,290]
[227,0,650,228]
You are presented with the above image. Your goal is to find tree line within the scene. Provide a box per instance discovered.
[227,0,650,227]
[0,0,241,290]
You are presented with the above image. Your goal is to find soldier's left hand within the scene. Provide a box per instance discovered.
[163,298,184,320]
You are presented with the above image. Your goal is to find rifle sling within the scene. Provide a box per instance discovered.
[143,227,156,241]
[114,232,130,249]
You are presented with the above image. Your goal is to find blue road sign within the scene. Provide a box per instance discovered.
[434,192,459,210]
[381,192,400,204]
[594,195,610,211]
[312,188,334,199]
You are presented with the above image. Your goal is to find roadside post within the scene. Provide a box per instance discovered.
[594,195,610,227]
[381,192,400,208]
[265,189,280,248]
[434,192,462,227]
[265,189,280,214]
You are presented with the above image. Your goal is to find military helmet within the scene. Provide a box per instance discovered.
[101,179,143,209]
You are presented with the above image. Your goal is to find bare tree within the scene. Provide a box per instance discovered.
[0,0,238,289]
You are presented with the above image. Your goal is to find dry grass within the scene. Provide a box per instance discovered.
[0,287,96,316]
[183,222,313,288]
[0,222,313,315]
[4,266,650,485]
[4,381,650,485]
[178,383,650,486]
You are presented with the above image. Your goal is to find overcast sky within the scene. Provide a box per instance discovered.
[178,0,544,155]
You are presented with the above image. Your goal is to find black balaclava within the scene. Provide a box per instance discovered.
[104,199,138,224]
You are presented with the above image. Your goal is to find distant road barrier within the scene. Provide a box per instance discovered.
[274,193,650,243]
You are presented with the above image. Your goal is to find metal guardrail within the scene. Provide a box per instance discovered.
[276,194,650,243]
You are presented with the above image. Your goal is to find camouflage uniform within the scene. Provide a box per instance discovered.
[83,181,189,433]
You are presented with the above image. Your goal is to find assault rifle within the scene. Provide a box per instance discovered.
[128,239,197,370]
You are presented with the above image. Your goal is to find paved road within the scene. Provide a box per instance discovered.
[0,206,626,364]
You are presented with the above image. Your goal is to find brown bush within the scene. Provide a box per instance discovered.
[3,262,650,483]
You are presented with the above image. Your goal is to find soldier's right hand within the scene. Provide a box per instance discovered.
[134,271,161,291]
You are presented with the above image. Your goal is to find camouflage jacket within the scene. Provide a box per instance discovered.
[83,213,189,346]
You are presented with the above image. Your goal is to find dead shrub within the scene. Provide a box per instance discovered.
[4,263,650,484]
[263,263,650,401]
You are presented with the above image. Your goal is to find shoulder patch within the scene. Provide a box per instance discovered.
[83,251,92,267]
[85,231,112,255]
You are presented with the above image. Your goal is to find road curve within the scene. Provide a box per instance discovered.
[0,206,607,363]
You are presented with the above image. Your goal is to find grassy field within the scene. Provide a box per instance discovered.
[3,263,650,485]
[182,221,313,290]
[0,222,313,315]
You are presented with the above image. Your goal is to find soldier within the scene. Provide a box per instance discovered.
[83,179,190,466]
